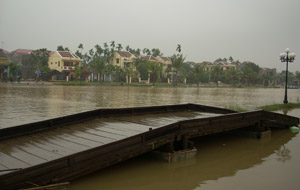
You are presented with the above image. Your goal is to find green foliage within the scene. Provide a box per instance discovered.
[117,44,123,51]
[90,57,105,81]
[135,59,149,80]
[170,53,186,85]
[42,66,50,75]
[151,48,163,57]
[57,45,69,51]
[176,44,181,53]
[143,48,151,56]
[258,103,300,111]
[123,66,138,83]
[148,61,162,85]
[8,62,18,77]
[211,65,223,86]
[191,64,205,86]
[30,48,50,81]
[78,44,83,50]
[74,62,81,79]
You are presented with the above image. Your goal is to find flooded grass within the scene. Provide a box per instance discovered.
[258,102,300,111]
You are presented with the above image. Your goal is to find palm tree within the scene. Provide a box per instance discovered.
[176,44,181,53]
[91,57,105,82]
[151,48,162,57]
[78,44,83,54]
[94,44,103,58]
[117,44,123,51]
[143,48,151,56]
[212,65,223,87]
[224,67,237,85]
[110,41,115,51]
[147,62,162,85]
[104,64,115,82]
[170,53,185,85]
[104,42,108,49]
[114,65,124,82]
[123,66,137,84]
[89,49,94,57]
[191,64,204,86]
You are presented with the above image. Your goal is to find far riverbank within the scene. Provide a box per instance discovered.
[2,80,284,89]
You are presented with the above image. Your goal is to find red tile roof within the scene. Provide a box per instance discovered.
[0,49,8,58]
[160,56,170,62]
[141,56,157,61]
[58,51,79,59]
[0,48,10,55]
[117,51,132,58]
[11,49,33,56]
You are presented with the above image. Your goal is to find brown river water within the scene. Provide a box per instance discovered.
[0,83,300,189]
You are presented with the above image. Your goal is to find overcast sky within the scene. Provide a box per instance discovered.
[0,0,299,72]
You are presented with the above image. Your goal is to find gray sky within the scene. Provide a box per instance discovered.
[1,0,299,72]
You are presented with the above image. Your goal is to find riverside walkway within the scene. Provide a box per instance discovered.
[0,104,298,190]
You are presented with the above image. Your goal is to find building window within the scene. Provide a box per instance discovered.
[116,58,119,64]
[64,61,73,66]
[58,61,60,67]
[51,62,53,64]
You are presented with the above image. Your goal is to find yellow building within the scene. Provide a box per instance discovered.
[111,51,136,68]
[48,51,82,72]
[157,56,172,72]
[110,51,174,83]
[199,61,236,71]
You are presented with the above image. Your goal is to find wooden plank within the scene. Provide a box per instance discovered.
[0,143,47,167]
[0,152,30,169]
[56,127,116,144]
[95,125,141,137]
[35,132,93,150]
[94,119,150,132]
[0,159,70,189]
[262,110,299,126]
[4,138,62,162]
[72,136,142,163]
[25,134,81,156]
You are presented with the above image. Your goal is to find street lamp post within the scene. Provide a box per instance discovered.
[280,48,296,104]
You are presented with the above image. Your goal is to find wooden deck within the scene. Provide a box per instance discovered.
[0,104,298,190]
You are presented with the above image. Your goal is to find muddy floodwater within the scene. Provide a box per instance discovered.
[0,84,300,189]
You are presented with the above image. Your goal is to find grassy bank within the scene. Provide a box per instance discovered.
[258,103,300,111]
[224,102,300,113]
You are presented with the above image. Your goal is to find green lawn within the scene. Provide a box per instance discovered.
[258,103,300,111]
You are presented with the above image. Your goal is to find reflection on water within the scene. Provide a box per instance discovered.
[70,129,298,190]
[1,84,300,189]
[275,145,291,162]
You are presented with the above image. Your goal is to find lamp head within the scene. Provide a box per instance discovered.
[285,48,290,53]
[280,53,286,58]
[289,53,296,59]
